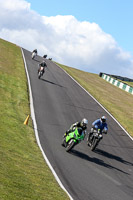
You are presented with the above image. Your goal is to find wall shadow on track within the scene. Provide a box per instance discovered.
[95,149,133,166]
[101,143,133,149]
[32,58,40,63]
[63,103,103,113]
[70,149,130,175]
[40,78,63,87]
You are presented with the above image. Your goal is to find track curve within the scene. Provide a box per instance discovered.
[23,49,133,200]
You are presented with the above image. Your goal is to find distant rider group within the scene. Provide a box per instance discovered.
[31,49,47,79]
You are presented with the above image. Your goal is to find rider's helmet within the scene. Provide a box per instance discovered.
[101,116,106,123]
[81,118,88,128]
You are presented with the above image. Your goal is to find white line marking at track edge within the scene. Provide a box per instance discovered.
[55,63,133,141]
[21,48,73,200]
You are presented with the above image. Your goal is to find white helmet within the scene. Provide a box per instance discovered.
[81,118,88,128]
[101,116,106,123]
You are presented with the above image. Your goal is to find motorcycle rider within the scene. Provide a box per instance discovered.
[38,60,47,74]
[31,49,37,59]
[43,54,47,58]
[32,49,37,55]
[87,116,108,145]
[64,118,88,138]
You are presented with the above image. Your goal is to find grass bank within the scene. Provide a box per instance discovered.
[56,63,133,137]
[0,38,69,200]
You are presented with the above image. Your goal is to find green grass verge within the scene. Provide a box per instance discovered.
[0,38,69,200]
[56,63,133,137]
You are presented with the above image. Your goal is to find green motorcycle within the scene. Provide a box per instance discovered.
[62,127,85,152]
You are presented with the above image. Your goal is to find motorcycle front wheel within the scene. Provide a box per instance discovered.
[66,139,75,152]
[38,72,41,79]
[61,138,67,147]
[90,138,98,151]
[32,53,35,59]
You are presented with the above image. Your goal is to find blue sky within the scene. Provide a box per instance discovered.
[27,0,133,55]
[0,0,133,78]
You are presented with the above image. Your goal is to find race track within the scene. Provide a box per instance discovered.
[23,49,133,200]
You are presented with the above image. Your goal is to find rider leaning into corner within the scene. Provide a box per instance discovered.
[38,60,47,74]
[64,118,88,138]
[87,116,108,143]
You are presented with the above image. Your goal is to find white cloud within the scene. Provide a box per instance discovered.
[1,0,30,10]
[0,0,133,78]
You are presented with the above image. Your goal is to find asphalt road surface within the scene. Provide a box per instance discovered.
[23,49,133,200]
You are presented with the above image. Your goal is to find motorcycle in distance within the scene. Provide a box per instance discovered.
[31,52,36,59]
[38,66,45,79]
[62,127,85,152]
[87,129,106,151]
